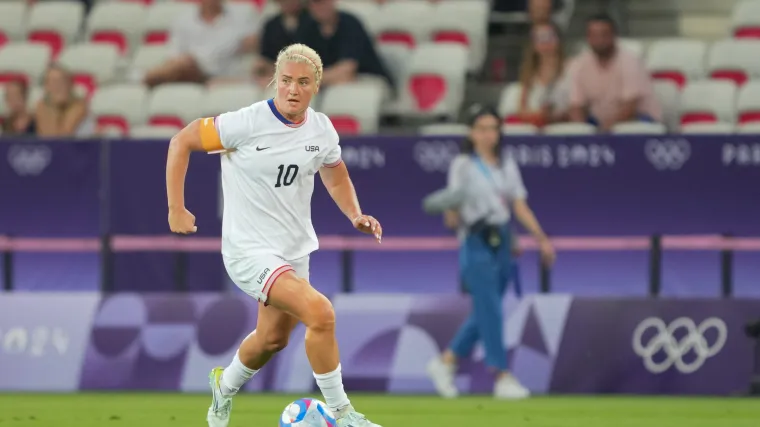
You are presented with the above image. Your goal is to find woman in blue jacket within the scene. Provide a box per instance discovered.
[425,104,555,399]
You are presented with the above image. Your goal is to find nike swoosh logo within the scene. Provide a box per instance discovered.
[256,146,270,151]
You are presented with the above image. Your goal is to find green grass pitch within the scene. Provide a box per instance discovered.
[0,393,758,426]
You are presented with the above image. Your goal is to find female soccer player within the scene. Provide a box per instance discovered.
[166,43,383,427]
[424,104,555,400]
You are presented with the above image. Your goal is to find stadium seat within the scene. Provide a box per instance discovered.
[543,122,596,135]
[497,82,522,124]
[201,84,262,118]
[0,42,52,85]
[732,1,760,39]
[397,43,468,119]
[90,84,149,136]
[678,81,737,128]
[418,123,469,136]
[130,124,178,138]
[680,122,735,134]
[707,39,760,86]
[337,1,382,36]
[147,83,205,129]
[502,123,539,135]
[652,80,681,132]
[26,1,84,59]
[736,122,760,133]
[646,39,706,88]
[144,3,194,45]
[320,81,384,134]
[736,81,760,124]
[611,122,667,135]
[427,0,489,72]
[376,0,434,49]
[376,44,413,90]
[86,2,147,56]
[0,2,27,49]
[129,45,171,78]
[57,44,120,98]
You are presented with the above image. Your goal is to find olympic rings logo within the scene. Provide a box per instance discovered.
[644,138,691,171]
[631,317,727,374]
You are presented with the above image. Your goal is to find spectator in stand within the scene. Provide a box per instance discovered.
[142,0,259,88]
[1,80,36,136]
[254,0,308,88]
[516,21,569,127]
[568,14,661,131]
[298,0,393,87]
[35,65,91,138]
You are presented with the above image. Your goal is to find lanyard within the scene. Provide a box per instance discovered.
[472,155,501,191]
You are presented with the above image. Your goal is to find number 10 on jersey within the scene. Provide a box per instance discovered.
[275,164,299,187]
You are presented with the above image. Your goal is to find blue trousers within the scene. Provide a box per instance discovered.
[449,225,511,371]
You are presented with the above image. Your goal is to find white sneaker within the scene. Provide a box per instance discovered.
[207,367,233,427]
[426,357,459,398]
[334,405,382,427]
[494,374,530,400]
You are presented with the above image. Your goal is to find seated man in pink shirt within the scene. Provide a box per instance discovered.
[568,14,662,131]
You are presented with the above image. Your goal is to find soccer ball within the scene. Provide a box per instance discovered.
[280,398,337,427]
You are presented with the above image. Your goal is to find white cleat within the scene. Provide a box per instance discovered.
[207,367,233,427]
[494,373,530,400]
[335,405,382,427]
[426,357,459,399]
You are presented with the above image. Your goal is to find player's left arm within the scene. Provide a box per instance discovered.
[319,143,382,243]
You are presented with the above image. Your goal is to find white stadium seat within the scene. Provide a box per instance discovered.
[543,122,596,135]
[201,84,262,118]
[130,124,178,138]
[611,122,667,135]
[144,2,194,45]
[736,81,760,124]
[680,122,735,134]
[652,80,681,132]
[375,0,435,50]
[320,81,384,134]
[86,2,147,56]
[646,39,706,88]
[147,83,205,130]
[129,45,171,78]
[90,84,149,136]
[707,39,760,86]
[678,80,737,128]
[58,43,121,98]
[502,123,539,135]
[0,2,27,48]
[0,42,52,85]
[376,43,412,89]
[26,1,84,59]
[396,43,468,119]
[427,0,489,72]
[418,123,469,136]
[737,122,760,133]
[731,0,760,39]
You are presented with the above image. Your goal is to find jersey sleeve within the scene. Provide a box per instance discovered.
[321,119,343,168]
[198,106,254,152]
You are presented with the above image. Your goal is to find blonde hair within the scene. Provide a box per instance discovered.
[271,43,324,88]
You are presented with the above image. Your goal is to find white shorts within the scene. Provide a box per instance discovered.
[223,254,310,304]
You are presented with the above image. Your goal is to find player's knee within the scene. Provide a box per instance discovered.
[304,293,335,333]
[262,330,290,353]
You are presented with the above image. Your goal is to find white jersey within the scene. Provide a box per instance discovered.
[199,99,342,261]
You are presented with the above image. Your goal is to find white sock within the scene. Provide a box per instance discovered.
[313,364,351,412]
[220,351,258,396]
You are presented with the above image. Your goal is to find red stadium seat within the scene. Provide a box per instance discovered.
[432,30,469,46]
[738,110,760,123]
[735,27,760,39]
[710,70,748,86]
[329,115,361,135]
[149,116,185,129]
[409,74,446,111]
[680,112,717,125]
[91,31,129,55]
[73,74,97,99]
[0,72,29,85]
[28,30,65,59]
[144,31,168,45]
[96,115,130,135]
[651,71,687,89]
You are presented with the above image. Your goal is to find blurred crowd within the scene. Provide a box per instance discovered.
[0,0,663,138]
